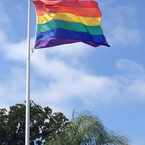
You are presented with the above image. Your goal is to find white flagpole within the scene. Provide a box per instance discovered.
[25,0,31,144]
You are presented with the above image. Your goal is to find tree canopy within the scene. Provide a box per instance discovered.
[0,102,130,145]
[46,115,129,145]
[0,101,68,145]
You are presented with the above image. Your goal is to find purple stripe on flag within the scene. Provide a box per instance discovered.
[35,38,80,48]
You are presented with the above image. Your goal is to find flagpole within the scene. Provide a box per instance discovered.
[25,0,31,144]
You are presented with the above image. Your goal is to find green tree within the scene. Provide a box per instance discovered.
[0,101,68,145]
[0,108,8,145]
[46,115,129,145]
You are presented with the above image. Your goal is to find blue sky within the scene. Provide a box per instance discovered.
[0,0,145,144]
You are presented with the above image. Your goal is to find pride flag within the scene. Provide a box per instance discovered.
[33,0,109,48]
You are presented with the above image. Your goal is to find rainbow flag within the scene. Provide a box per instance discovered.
[33,0,109,48]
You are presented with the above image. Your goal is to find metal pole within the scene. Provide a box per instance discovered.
[25,0,31,144]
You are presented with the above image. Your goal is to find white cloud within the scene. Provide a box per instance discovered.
[0,32,145,110]
[100,1,141,47]
[128,80,145,99]
[116,59,145,79]
[6,40,27,61]
[0,2,11,27]
[0,66,25,108]
[109,26,140,47]
[29,58,145,107]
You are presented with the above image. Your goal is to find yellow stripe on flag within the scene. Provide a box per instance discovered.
[37,12,101,26]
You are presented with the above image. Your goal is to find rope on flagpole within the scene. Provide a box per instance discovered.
[25,0,31,144]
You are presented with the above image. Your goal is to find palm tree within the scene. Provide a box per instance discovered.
[46,115,129,145]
